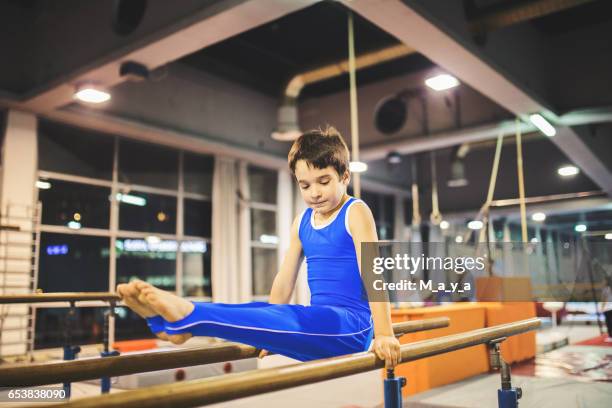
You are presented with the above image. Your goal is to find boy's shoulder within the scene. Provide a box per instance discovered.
[347,198,374,225]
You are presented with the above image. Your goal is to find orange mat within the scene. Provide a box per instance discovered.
[390,303,489,396]
[480,302,536,363]
[388,302,536,396]
[112,339,157,352]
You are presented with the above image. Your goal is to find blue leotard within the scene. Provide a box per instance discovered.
[146,196,373,361]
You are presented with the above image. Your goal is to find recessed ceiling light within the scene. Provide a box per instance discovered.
[35,180,51,189]
[74,84,111,104]
[425,74,459,91]
[574,224,587,232]
[468,220,483,230]
[558,165,579,177]
[531,212,546,222]
[349,161,368,173]
[440,220,450,230]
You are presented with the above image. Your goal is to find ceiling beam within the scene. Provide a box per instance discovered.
[18,0,317,113]
[345,0,612,196]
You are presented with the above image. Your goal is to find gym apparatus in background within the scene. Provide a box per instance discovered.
[0,292,539,408]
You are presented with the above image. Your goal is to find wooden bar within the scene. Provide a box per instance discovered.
[0,318,449,387]
[35,318,540,408]
[0,292,120,304]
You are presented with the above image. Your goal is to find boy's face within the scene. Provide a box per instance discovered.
[294,160,349,215]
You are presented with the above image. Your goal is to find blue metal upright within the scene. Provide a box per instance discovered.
[100,301,120,394]
[384,368,406,408]
[62,302,80,399]
[489,339,522,408]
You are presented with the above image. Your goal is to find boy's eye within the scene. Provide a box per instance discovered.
[320,181,329,185]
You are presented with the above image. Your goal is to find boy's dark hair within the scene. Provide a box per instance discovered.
[288,126,349,177]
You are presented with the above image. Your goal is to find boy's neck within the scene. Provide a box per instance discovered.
[318,193,349,219]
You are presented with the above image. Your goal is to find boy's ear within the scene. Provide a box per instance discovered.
[342,170,350,185]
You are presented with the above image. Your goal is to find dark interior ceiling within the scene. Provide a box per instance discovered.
[179,1,434,98]
[178,0,612,102]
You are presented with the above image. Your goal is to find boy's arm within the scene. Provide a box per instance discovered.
[268,214,304,304]
[349,202,401,368]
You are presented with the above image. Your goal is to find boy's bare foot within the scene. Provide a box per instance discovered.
[117,280,169,341]
[134,281,195,345]
[117,281,157,318]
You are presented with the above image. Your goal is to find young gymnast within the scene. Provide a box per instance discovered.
[117,127,401,367]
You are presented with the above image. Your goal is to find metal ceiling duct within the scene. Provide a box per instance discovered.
[271,0,596,141]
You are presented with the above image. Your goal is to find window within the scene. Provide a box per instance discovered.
[248,166,278,298]
[251,209,276,242]
[35,120,215,349]
[184,152,214,196]
[38,120,113,180]
[184,199,212,238]
[119,191,177,234]
[119,139,178,189]
[34,307,106,349]
[38,233,109,293]
[251,247,277,296]
[39,179,110,229]
[114,307,155,341]
[115,237,177,291]
[248,166,277,204]
[183,242,211,297]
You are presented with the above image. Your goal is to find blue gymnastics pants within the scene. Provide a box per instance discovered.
[146,302,373,362]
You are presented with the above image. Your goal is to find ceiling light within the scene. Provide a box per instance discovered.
[531,212,546,222]
[574,224,587,232]
[529,114,556,137]
[455,235,464,243]
[605,233,612,240]
[349,161,368,173]
[116,193,147,206]
[74,84,111,104]
[425,74,459,91]
[387,151,402,164]
[440,220,450,230]
[36,180,51,189]
[558,165,579,177]
[67,221,81,230]
[468,220,483,230]
[259,234,279,245]
[530,237,539,243]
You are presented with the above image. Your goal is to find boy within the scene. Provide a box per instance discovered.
[117,127,401,367]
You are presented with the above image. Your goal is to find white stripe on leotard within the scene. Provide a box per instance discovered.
[167,319,373,337]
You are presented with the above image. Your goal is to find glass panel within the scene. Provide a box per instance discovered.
[39,179,110,229]
[250,209,276,242]
[115,237,177,291]
[119,191,176,234]
[183,241,211,297]
[184,152,214,195]
[119,139,178,189]
[38,233,109,292]
[34,306,106,349]
[38,120,113,180]
[251,247,277,296]
[248,166,277,204]
[184,199,212,237]
[114,307,155,341]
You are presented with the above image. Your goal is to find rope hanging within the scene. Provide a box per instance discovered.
[347,11,361,198]
[516,118,528,242]
[430,151,442,225]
